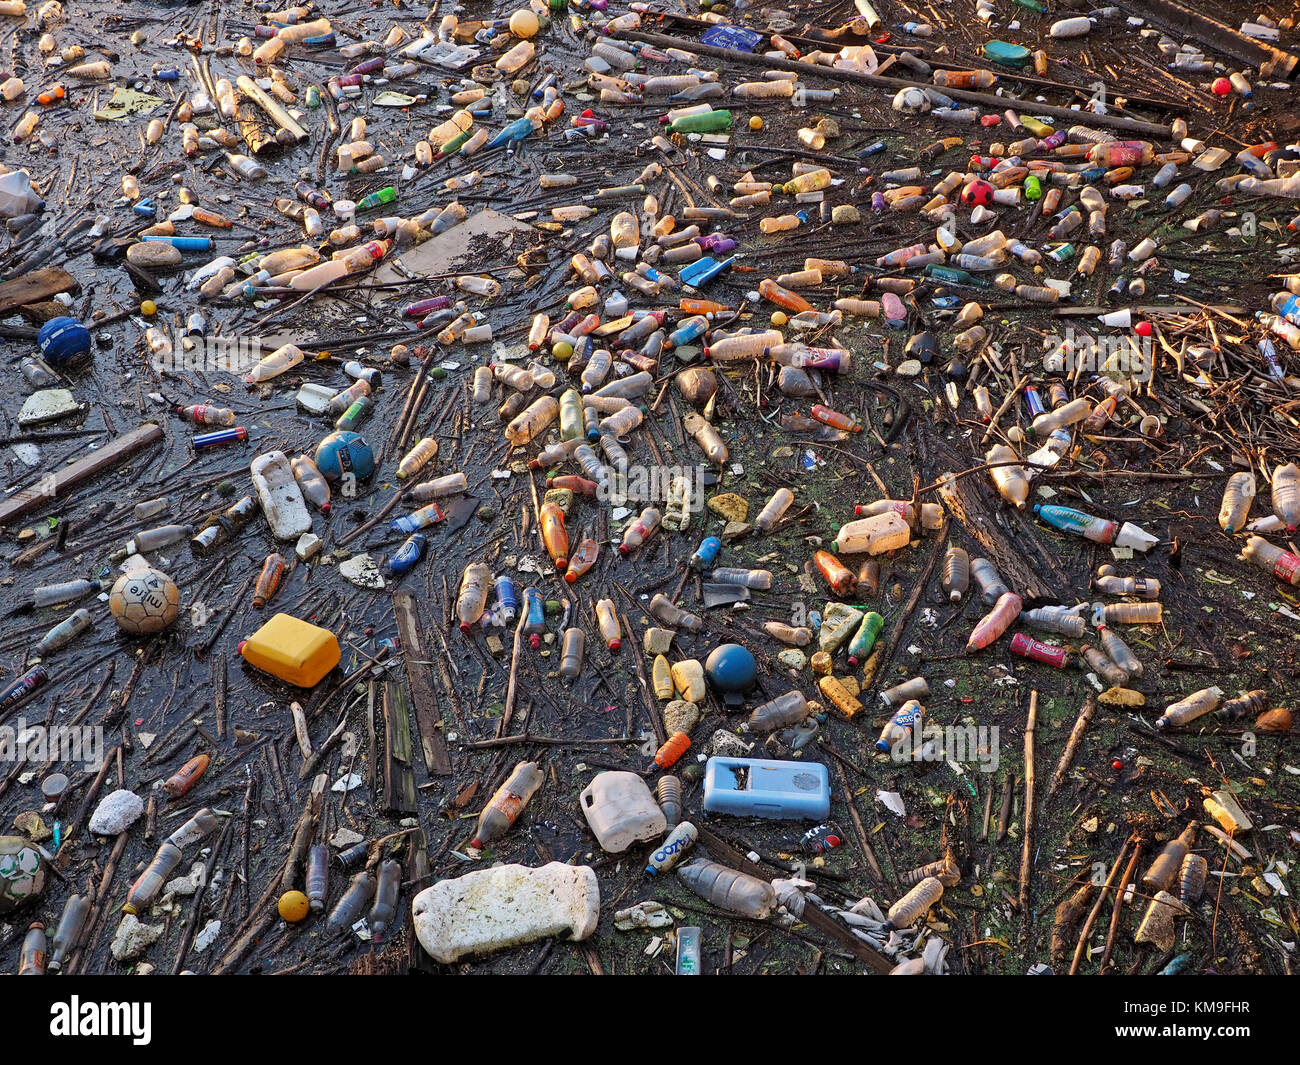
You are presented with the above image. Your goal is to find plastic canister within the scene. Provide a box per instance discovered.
[239,613,341,687]
[37,317,91,366]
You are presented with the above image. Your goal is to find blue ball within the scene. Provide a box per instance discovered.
[315,431,375,483]
[37,317,91,367]
[705,643,757,694]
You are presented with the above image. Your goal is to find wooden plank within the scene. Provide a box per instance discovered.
[392,592,453,776]
[0,422,164,529]
[0,267,79,317]
[381,680,418,815]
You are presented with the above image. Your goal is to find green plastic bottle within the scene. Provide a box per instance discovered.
[355,186,397,211]
[666,109,732,135]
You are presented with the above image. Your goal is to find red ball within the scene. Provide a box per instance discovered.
[1112,759,1123,770]
[961,179,995,207]
[1212,77,1231,95]
[1134,321,1152,337]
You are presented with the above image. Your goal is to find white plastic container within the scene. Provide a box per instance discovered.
[580,771,666,853]
[251,451,312,540]
[412,862,599,963]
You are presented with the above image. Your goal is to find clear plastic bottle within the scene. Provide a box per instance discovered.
[742,690,809,733]
[1020,604,1086,637]
[940,546,970,602]
[1093,564,1160,598]
[123,843,183,915]
[471,761,544,848]
[986,445,1029,508]
[1081,643,1127,686]
[1099,600,1163,624]
[676,859,776,919]
[594,598,622,650]
[649,593,703,633]
[830,512,910,555]
[306,844,329,913]
[505,395,558,446]
[1141,823,1197,892]
[968,558,1007,605]
[1098,625,1143,677]
[619,507,661,555]
[1271,462,1300,530]
[456,562,492,630]
[288,455,331,514]
[884,876,943,930]
[655,776,682,826]
[755,488,795,533]
[327,870,376,933]
[710,567,773,590]
[367,859,402,940]
[560,627,586,679]
[47,893,89,972]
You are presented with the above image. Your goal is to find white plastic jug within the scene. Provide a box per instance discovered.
[580,771,666,853]
[0,169,42,218]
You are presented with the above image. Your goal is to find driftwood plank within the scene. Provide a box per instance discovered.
[381,681,418,815]
[0,267,79,317]
[0,422,163,529]
[392,592,452,776]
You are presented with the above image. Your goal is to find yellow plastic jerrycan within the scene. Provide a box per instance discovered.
[239,613,340,687]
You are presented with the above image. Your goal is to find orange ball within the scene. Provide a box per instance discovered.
[278,890,310,923]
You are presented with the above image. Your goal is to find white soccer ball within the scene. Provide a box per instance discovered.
[109,567,180,636]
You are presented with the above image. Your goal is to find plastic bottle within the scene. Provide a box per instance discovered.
[1098,625,1142,677]
[457,562,492,630]
[367,859,402,939]
[1241,536,1300,585]
[1141,824,1197,892]
[1271,462,1300,530]
[328,870,376,933]
[620,507,661,555]
[676,859,775,918]
[743,691,809,733]
[880,677,930,708]
[1218,689,1268,721]
[559,627,586,680]
[967,592,1023,651]
[123,843,183,914]
[1089,565,1155,600]
[471,761,544,849]
[396,437,438,481]
[505,395,558,446]
[1020,604,1086,638]
[941,546,969,602]
[163,754,209,798]
[48,894,89,972]
[18,922,45,975]
[33,608,93,659]
[1154,688,1223,731]
[594,598,622,650]
[885,877,943,930]
[1034,504,1157,551]
[649,593,703,633]
[656,776,682,826]
[654,732,691,769]
[539,501,569,571]
[986,445,1029,508]
[755,488,794,533]
[846,611,884,666]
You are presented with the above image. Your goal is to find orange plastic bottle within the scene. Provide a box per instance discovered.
[814,550,857,596]
[680,298,730,314]
[253,552,287,609]
[758,278,813,313]
[654,732,691,768]
[811,404,862,432]
[565,538,599,583]
[540,501,569,571]
[163,754,210,798]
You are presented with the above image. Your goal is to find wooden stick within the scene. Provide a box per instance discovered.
[1019,691,1039,927]
[1068,835,1132,974]
[1099,838,1144,974]
[831,756,885,883]
[1047,695,1096,802]
[996,772,1015,843]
